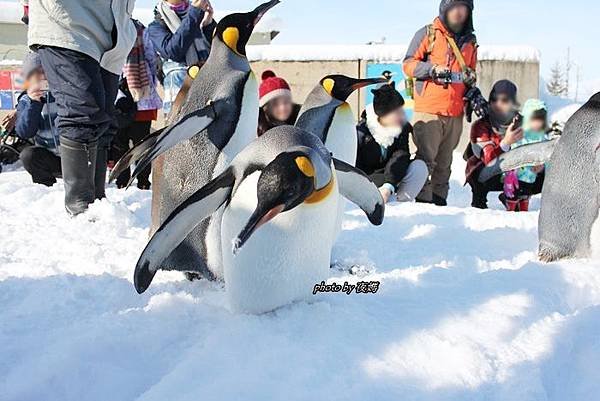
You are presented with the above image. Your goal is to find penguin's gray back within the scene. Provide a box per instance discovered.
[539,93,600,262]
[154,42,257,277]
[296,86,342,143]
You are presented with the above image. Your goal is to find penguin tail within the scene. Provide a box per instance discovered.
[134,260,158,294]
[109,127,164,185]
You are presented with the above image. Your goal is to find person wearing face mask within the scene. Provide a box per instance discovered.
[464,80,546,209]
[356,83,429,203]
[403,0,478,207]
[257,70,301,136]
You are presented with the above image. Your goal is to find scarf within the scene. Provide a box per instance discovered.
[122,20,151,102]
[365,104,403,149]
[157,0,210,66]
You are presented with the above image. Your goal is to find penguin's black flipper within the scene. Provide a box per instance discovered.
[109,127,165,184]
[133,167,236,293]
[333,158,385,226]
[127,101,221,187]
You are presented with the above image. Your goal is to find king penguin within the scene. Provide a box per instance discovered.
[296,75,386,165]
[110,0,280,279]
[133,126,385,313]
[296,75,385,239]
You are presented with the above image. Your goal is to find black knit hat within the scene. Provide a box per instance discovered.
[489,80,519,104]
[372,82,405,117]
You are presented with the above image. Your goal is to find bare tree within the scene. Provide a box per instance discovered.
[547,61,568,97]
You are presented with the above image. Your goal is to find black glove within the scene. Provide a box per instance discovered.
[464,87,489,123]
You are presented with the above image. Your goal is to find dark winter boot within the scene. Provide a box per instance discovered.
[432,193,447,207]
[470,180,488,209]
[59,137,97,216]
[95,145,109,199]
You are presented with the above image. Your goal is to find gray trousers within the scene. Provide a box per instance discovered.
[412,112,464,201]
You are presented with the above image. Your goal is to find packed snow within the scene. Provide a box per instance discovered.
[2,155,600,401]
[247,44,540,62]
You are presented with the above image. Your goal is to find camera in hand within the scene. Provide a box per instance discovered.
[433,69,452,88]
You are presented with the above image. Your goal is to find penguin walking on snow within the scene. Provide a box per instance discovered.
[296,75,386,165]
[296,75,386,239]
[110,0,280,279]
[134,126,385,313]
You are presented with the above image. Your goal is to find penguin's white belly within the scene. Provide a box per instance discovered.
[324,104,357,240]
[221,172,339,314]
[325,103,358,165]
[206,73,259,279]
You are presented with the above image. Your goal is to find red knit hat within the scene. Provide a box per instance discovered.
[259,70,292,107]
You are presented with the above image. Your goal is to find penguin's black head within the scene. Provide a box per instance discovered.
[233,151,331,254]
[215,0,280,57]
[320,75,388,102]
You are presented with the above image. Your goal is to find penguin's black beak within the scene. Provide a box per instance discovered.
[323,75,388,101]
[231,152,315,255]
[350,77,388,91]
[252,0,280,27]
[232,204,285,255]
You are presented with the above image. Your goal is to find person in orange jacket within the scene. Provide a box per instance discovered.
[403,0,477,206]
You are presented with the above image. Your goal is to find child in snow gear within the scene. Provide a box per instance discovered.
[501,99,549,212]
[257,70,301,137]
[465,80,545,209]
[14,52,61,186]
[356,83,428,203]
[403,0,478,206]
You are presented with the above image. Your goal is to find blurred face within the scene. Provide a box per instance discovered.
[166,0,185,4]
[378,107,406,128]
[25,68,46,87]
[490,95,515,116]
[446,5,469,30]
[529,117,545,132]
[266,96,293,123]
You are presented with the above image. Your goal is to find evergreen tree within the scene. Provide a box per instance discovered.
[546,62,567,97]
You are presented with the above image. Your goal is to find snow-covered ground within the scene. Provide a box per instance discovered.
[2,156,600,401]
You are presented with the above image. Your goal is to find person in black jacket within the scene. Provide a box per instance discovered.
[357,83,428,203]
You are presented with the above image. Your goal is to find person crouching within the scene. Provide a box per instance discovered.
[15,52,61,186]
[356,83,428,203]
[257,70,301,136]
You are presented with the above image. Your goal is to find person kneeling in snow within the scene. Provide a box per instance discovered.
[356,83,428,203]
[501,99,549,212]
[257,70,301,136]
[465,80,545,209]
[15,52,61,187]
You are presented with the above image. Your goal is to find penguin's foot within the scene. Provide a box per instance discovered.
[184,272,203,282]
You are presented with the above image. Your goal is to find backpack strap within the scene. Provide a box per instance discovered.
[445,34,469,73]
[426,24,436,55]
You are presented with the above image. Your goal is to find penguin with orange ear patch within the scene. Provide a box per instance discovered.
[133,126,384,313]
[296,75,387,240]
[110,0,281,280]
[296,75,387,165]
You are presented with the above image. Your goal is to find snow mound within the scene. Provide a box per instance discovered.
[247,45,540,62]
[1,155,600,401]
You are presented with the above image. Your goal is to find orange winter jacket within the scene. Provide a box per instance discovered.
[403,17,477,117]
